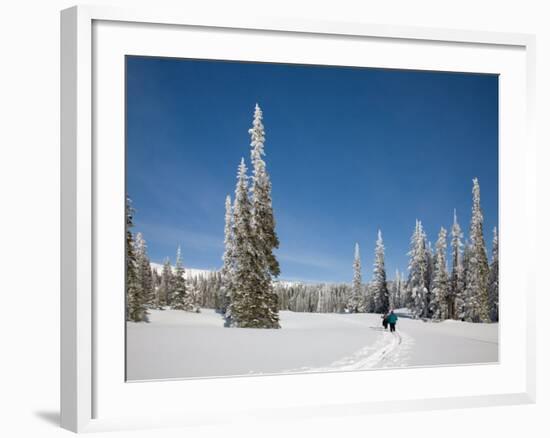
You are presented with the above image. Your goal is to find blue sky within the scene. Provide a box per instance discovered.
[126,56,498,283]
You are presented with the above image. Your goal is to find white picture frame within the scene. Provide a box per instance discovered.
[60,4,536,433]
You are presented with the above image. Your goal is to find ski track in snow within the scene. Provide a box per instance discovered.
[287,328,415,373]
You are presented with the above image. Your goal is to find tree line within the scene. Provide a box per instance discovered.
[336,177,498,322]
[126,197,202,322]
[402,178,498,322]
[272,175,499,324]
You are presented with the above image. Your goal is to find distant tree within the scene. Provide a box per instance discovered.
[365,283,376,313]
[464,178,490,322]
[125,195,147,322]
[489,227,499,322]
[392,270,404,309]
[186,282,202,313]
[406,220,430,318]
[151,268,161,308]
[431,227,449,319]
[134,232,154,307]
[457,241,470,320]
[171,245,194,311]
[426,241,435,316]
[348,243,363,313]
[389,271,399,310]
[317,285,330,313]
[449,209,464,319]
[221,195,235,320]
[159,257,173,308]
[372,230,390,314]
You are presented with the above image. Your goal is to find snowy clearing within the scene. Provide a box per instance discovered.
[126,308,498,381]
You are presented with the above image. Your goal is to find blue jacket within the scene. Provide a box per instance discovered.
[387,313,398,324]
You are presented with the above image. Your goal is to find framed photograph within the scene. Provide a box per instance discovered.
[61,5,536,433]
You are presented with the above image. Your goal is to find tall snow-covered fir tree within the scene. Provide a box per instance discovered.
[220,195,235,318]
[348,243,363,313]
[134,232,155,307]
[249,103,280,278]
[229,158,280,328]
[125,195,148,322]
[248,103,280,327]
[449,209,464,319]
[464,178,490,322]
[406,220,430,318]
[430,227,449,319]
[489,226,499,322]
[159,257,173,308]
[372,230,390,314]
[171,245,193,311]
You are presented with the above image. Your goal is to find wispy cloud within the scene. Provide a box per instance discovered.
[135,221,223,253]
[132,167,229,220]
[277,251,346,271]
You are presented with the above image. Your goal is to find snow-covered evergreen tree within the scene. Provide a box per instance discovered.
[186,282,202,313]
[372,230,389,313]
[348,243,363,313]
[171,245,193,311]
[449,209,464,319]
[134,232,154,307]
[249,103,280,278]
[464,178,490,322]
[159,257,173,308]
[229,158,280,328]
[221,195,235,318]
[406,220,430,318]
[248,103,280,327]
[431,227,449,319]
[489,227,499,322]
[125,195,147,322]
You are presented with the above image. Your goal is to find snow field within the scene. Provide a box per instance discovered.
[127,308,498,381]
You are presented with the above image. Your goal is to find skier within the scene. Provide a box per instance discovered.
[387,310,398,333]
[381,312,389,330]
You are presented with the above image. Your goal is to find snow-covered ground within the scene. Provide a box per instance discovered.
[126,309,498,381]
